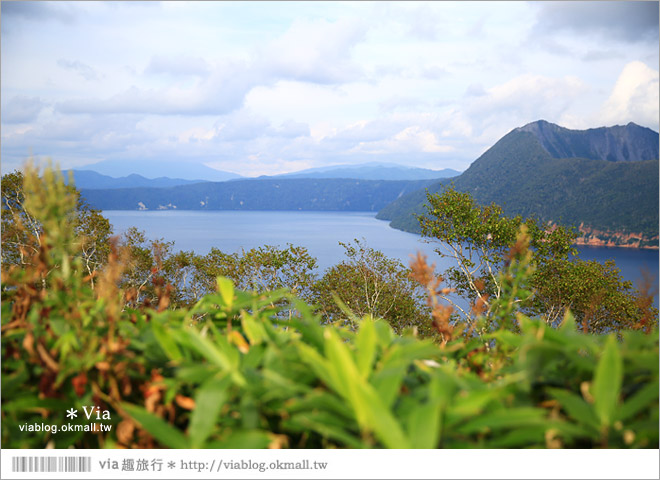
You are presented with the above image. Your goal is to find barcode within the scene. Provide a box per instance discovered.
[11,456,92,473]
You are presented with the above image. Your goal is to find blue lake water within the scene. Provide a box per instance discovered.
[103,210,659,305]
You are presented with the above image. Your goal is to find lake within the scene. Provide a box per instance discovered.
[103,210,659,305]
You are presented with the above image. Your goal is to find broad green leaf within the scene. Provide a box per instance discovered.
[283,413,366,448]
[355,317,377,378]
[373,319,395,345]
[485,426,547,448]
[151,320,183,361]
[447,389,499,419]
[593,334,623,427]
[559,310,576,332]
[456,407,547,434]
[241,311,267,345]
[323,328,410,448]
[296,343,340,394]
[262,369,311,395]
[616,382,659,423]
[122,403,189,449]
[323,328,363,415]
[216,276,235,308]
[406,402,441,448]
[354,380,411,448]
[206,430,272,449]
[188,376,230,448]
[370,365,406,409]
[547,388,600,433]
[285,389,351,418]
[181,329,245,386]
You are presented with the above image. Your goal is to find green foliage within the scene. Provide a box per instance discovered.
[378,129,659,245]
[1,167,112,284]
[417,186,656,333]
[2,164,658,450]
[311,239,433,336]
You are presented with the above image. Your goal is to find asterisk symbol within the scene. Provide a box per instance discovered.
[66,408,78,419]
[167,461,176,469]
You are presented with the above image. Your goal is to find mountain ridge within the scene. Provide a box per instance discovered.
[64,170,207,190]
[78,159,242,182]
[79,178,435,212]
[516,120,658,162]
[263,163,461,181]
[377,121,659,248]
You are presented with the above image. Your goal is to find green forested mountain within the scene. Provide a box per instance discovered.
[80,178,434,212]
[377,121,659,247]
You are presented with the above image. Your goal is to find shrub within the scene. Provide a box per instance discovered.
[1,165,657,449]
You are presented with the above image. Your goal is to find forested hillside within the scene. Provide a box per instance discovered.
[79,178,434,212]
[377,121,659,248]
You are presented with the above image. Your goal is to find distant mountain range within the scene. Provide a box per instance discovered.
[80,178,435,212]
[78,159,242,182]
[263,163,460,181]
[64,170,205,190]
[68,161,460,189]
[377,120,659,248]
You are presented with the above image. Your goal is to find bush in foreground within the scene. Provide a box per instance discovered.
[1,165,658,449]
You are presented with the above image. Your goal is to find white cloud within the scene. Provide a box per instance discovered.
[533,2,659,44]
[258,17,367,84]
[598,61,659,128]
[461,73,590,144]
[56,60,257,116]
[2,2,658,177]
[145,55,210,77]
[57,59,100,81]
[2,96,46,123]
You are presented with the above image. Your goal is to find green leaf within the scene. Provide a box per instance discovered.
[122,403,189,449]
[284,412,366,449]
[355,317,377,378]
[216,276,235,308]
[547,388,600,433]
[484,426,547,448]
[241,311,267,345]
[406,402,441,448]
[323,328,410,448]
[151,320,183,362]
[559,310,576,331]
[188,376,231,448]
[296,342,340,394]
[456,407,547,434]
[207,430,272,449]
[180,328,245,387]
[593,334,623,427]
[370,365,406,409]
[616,382,659,424]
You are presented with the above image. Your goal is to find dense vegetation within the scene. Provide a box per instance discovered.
[1,165,658,450]
[78,177,434,212]
[378,123,659,246]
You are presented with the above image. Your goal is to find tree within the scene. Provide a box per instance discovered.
[312,239,433,336]
[418,186,655,333]
[118,227,175,308]
[1,167,112,289]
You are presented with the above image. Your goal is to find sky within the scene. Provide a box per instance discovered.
[1,1,658,178]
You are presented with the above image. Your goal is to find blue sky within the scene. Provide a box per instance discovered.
[2,1,658,177]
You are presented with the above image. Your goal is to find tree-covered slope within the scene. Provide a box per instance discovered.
[377,122,659,247]
[80,178,434,212]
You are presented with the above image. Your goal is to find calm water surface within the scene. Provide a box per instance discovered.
[104,210,659,304]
